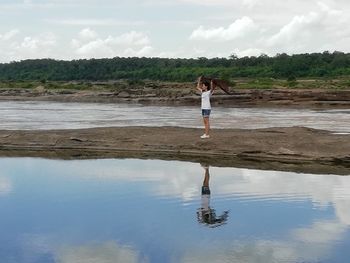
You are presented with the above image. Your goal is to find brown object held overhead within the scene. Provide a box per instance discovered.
[198,75,233,95]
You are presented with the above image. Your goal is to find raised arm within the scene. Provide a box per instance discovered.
[196,77,203,92]
[210,80,216,94]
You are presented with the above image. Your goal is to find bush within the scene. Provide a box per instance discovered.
[287,75,296,82]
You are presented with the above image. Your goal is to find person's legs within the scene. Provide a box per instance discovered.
[201,109,211,138]
[201,166,211,196]
[205,117,210,135]
[203,167,210,187]
[203,117,210,135]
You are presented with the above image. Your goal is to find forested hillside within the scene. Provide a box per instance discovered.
[0,51,349,82]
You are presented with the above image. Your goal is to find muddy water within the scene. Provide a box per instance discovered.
[0,101,349,133]
[0,158,349,263]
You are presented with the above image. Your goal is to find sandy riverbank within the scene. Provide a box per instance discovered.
[0,126,349,175]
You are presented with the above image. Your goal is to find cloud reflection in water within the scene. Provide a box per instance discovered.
[0,158,349,263]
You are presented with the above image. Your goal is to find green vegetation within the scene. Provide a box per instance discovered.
[0,51,350,83]
[1,77,349,93]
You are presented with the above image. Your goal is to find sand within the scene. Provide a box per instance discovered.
[0,126,349,175]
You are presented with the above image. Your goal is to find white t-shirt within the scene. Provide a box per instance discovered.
[201,90,212,109]
[201,194,210,211]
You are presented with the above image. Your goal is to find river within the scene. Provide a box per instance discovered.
[0,158,349,263]
[0,101,349,133]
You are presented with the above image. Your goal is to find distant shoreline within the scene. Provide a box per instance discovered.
[1,86,350,108]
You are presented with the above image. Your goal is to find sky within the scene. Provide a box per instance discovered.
[0,0,349,62]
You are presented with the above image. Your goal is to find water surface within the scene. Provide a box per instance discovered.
[1,158,349,263]
[0,101,349,133]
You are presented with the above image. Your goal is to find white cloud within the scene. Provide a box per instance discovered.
[190,16,259,41]
[18,235,147,263]
[78,27,98,40]
[293,220,347,244]
[124,46,153,57]
[18,217,349,263]
[181,218,347,263]
[267,2,346,51]
[243,0,259,8]
[70,39,80,49]
[71,29,152,58]
[108,31,150,46]
[1,0,350,60]
[0,29,20,41]
[55,241,145,263]
[185,1,350,57]
[75,39,113,56]
[46,158,350,219]
[157,50,180,58]
[234,48,264,57]
[17,33,56,52]
[0,31,57,61]
[0,176,12,195]
[334,199,350,226]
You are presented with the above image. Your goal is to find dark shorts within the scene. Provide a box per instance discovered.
[202,109,211,117]
[202,186,211,195]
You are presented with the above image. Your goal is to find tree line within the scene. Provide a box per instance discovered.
[0,51,349,82]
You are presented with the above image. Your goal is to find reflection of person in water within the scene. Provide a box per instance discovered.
[197,164,229,228]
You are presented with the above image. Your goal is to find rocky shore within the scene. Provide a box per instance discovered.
[0,86,350,108]
[0,126,349,175]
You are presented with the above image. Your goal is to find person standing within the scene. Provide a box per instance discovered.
[197,164,229,227]
[196,78,214,139]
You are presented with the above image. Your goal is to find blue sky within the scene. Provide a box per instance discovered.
[0,0,349,62]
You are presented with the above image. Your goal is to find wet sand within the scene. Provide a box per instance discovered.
[0,126,349,175]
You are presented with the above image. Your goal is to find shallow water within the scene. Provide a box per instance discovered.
[1,158,349,263]
[0,101,349,133]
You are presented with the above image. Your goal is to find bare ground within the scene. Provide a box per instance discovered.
[0,126,349,175]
